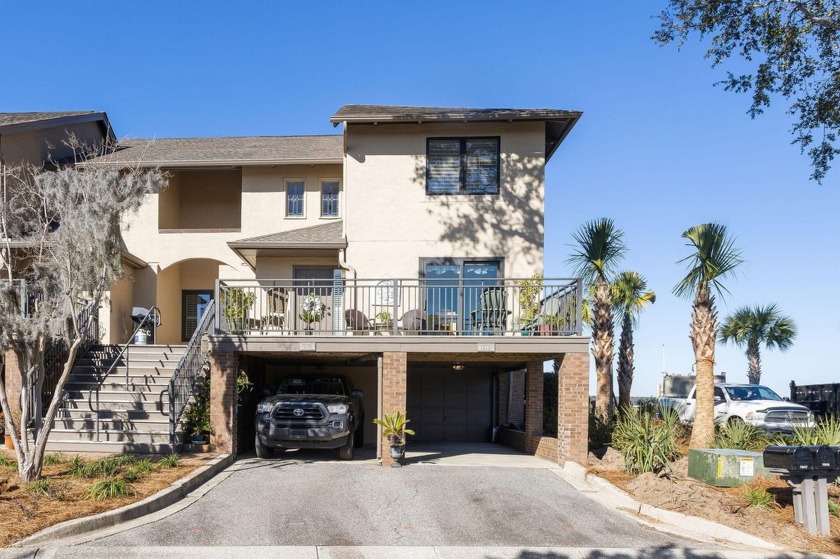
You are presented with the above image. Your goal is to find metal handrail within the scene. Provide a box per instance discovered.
[85,306,160,442]
[168,300,216,442]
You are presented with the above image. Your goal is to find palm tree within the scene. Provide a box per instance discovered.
[674,223,743,449]
[719,304,797,384]
[568,218,626,419]
[612,271,656,415]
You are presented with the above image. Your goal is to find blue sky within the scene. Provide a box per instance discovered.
[2,1,837,397]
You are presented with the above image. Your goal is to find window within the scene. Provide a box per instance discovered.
[427,137,500,195]
[182,290,213,341]
[321,180,340,217]
[421,258,502,332]
[286,180,305,217]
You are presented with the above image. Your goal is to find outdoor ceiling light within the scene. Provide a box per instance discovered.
[452,362,465,371]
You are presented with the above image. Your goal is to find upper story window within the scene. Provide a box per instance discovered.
[321,180,340,217]
[426,137,500,195]
[286,180,305,217]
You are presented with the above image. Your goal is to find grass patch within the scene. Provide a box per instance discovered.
[158,453,179,469]
[115,454,138,467]
[26,479,53,497]
[79,457,120,478]
[88,478,135,500]
[0,454,15,468]
[68,455,87,477]
[742,485,776,509]
[43,453,66,466]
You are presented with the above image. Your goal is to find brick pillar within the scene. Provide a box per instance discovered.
[381,352,407,466]
[209,351,238,455]
[557,352,589,465]
[3,350,22,427]
[524,361,543,437]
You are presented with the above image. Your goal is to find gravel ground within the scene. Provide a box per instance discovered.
[85,457,718,548]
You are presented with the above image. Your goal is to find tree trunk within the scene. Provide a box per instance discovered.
[689,287,718,449]
[592,276,615,419]
[746,339,761,384]
[617,313,633,415]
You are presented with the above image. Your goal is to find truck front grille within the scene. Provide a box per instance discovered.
[765,410,810,424]
[273,403,325,423]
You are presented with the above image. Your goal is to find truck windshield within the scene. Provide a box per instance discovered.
[277,376,347,396]
[724,386,783,402]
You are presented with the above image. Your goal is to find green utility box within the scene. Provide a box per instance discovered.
[688,449,771,487]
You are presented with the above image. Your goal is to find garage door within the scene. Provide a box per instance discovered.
[407,369,492,442]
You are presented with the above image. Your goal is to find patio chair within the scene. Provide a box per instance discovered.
[263,287,287,332]
[399,309,427,335]
[344,309,371,334]
[525,294,563,335]
[470,287,511,334]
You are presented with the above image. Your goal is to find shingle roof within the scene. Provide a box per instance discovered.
[230,221,346,248]
[330,105,581,124]
[0,111,102,127]
[87,135,343,167]
[329,104,581,161]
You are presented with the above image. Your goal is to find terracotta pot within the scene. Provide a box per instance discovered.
[4,434,13,450]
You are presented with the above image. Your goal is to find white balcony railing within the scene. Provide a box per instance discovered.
[215,277,582,337]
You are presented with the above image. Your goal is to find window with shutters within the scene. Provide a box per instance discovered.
[426,137,500,195]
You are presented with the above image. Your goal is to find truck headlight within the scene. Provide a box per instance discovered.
[257,401,274,413]
[745,411,765,421]
[327,404,349,414]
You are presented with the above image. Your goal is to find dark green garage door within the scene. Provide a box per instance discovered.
[407,369,492,442]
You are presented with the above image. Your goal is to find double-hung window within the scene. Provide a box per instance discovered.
[286,180,305,217]
[321,180,340,217]
[426,137,500,195]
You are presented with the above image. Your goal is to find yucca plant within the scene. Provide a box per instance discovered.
[776,415,840,446]
[742,485,775,509]
[372,411,415,446]
[159,453,180,469]
[713,421,768,451]
[612,406,681,474]
[89,478,135,500]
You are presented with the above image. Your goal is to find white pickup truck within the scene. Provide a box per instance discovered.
[659,383,815,433]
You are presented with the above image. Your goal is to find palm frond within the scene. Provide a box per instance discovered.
[567,218,627,285]
[674,223,743,299]
[611,270,656,326]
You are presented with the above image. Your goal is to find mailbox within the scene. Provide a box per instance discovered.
[812,446,836,470]
[763,446,814,471]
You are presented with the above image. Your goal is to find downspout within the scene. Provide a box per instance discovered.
[376,355,383,463]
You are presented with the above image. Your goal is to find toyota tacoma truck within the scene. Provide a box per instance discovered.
[255,374,364,460]
[659,383,815,433]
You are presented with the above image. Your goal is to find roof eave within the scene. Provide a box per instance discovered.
[79,157,343,168]
[0,112,111,136]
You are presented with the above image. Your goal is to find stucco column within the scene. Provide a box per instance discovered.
[3,350,22,427]
[524,361,543,437]
[557,352,589,465]
[208,351,238,455]
[380,351,407,466]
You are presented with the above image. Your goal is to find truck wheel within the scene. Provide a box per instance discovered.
[255,434,273,459]
[728,416,744,426]
[338,431,355,460]
[354,425,364,448]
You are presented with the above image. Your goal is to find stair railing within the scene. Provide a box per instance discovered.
[86,306,160,442]
[167,300,216,442]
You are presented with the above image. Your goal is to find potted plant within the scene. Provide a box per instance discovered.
[182,375,212,446]
[374,310,392,334]
[372,410,415,467]
[518,273,543,335]
[222,287,256,334]
[299,292,327,334]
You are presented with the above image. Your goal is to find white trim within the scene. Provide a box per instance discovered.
[285,178,307,218]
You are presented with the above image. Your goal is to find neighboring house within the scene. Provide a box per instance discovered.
[13,105,592,466]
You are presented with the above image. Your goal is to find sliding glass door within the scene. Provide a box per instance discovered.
[423,260,501,333]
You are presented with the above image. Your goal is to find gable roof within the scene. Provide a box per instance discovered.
[0,111,114,142]
[87,135,343,168]
[330,104,581,160]
[228,221,346,269]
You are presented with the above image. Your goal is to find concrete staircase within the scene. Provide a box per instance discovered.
[45,344,186,453]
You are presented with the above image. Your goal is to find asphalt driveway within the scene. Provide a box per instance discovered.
[83,452,717,549]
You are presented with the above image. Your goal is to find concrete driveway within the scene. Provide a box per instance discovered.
[78,445,718,549]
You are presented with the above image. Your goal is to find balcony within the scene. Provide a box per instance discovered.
[214,277,582,338]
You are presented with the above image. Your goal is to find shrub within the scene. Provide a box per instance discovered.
[76,456,120,479]
[0,454,15,468]
[116,454,138,466]
[829,500,839,517]
[742,485,775,509]
[68,455,87,477]
[43,452,65,466]
[713,421,768,451]
[774,415,840,446]
[122,458,153,482]
[26,479,53,497]
[89,478,135,500]
[159,453,180,469]
[612,406,681,474]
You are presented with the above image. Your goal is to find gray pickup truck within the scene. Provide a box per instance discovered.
[255,374,364,460]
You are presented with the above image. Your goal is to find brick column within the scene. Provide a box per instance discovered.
[209,351,238,455]
[381,352,407,466]
[3,350,22,426]
[557,352,589,465]
[524,361,543,437]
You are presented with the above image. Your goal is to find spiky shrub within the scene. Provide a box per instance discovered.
[713,421,768,451]
[159,453,180,469]
[89,478,134,500]
[588,405,615,450]
[612,406,681,474]
[133,457,153,474]
[84,457,120,478]
[115,454,138,467]
[774,415,840,446]
[68,455,87,477]
[372,411,415,446]
[742,485,775,509]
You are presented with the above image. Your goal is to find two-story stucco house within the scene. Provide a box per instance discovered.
[11,105,591,467]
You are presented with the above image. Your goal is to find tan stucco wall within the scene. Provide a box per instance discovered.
[0,121,106,166]
[103,264,137,345]
[342,122,545,280]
